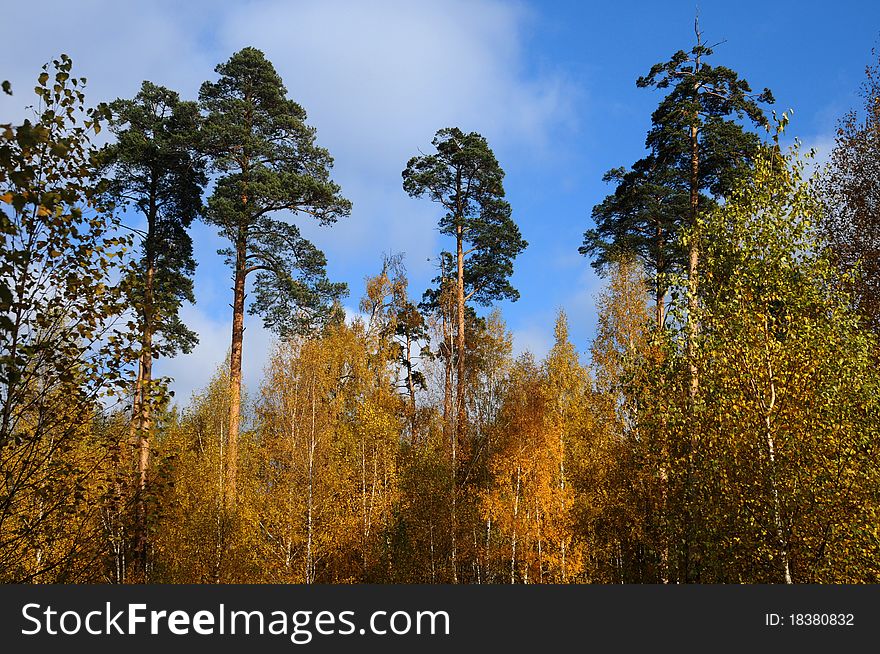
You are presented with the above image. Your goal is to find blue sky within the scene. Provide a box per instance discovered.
[2,0,878,403]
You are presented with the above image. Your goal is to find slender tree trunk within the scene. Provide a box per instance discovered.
[762,355,792,584]
[655,287,665,331]
[439,282,457,582]
[361,439,367,559]
[559,427,567,583]
[511,463,521,584]
[442,288,453,435]
[455,224,466,448]
[450,438,458,584]
[451,219,468,584]
[681,121,700,584]
[485,517,492,582]
[681,33,703,583]
[687,30,702,399]
[655,220,665,330]
[537,496,544,584]
[133,263,154,579]
[131,188,157,581]
[406,330,417,442]
[473,526,481,583]
[429,522,436,583]
[765,415,791,583]
[215,421,224,583]
[687,118,700,403]
[130,359,144,454]
[306,376,316,584]
[650,218,671,583]
[227,227,247,507]
[129,357,143,477]
[287,374,300,579]
[136,315,152,493]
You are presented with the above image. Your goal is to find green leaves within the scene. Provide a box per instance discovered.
[247,217,347,336]
[582,155,687,294]
[403,127,527,306]
[200,47,351,337]
[103,80,206,360]
[584,30,773,332]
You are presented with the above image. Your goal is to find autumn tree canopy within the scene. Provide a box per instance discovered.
[2,30,880,587]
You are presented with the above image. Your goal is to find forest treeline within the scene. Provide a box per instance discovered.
[2,31,880,584]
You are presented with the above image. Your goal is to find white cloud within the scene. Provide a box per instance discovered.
[511,324,554,360]
[296,179,441,284]
[216,0,572,167]
[0,1,215,121]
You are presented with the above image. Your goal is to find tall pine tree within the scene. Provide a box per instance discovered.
[636,20,773,399]
[586,22,773,341]
[103,81,205,575]
[199,47,351,504]
[403,126,526,581]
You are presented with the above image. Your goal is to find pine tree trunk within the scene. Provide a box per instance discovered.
[440,281,457,582]
[655,288,665,333]
[442,293,453,435]
[137,312,152,494]
[456,223,466,448]
[680,119,700,584]
[227,228,247,507]
[133,262,155,579]
[655,220,665,330]
[687,118,700,402]
[131,188,157,582]
[682,40,702,582]
[129,359,143,556]
[454,222,468,584]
